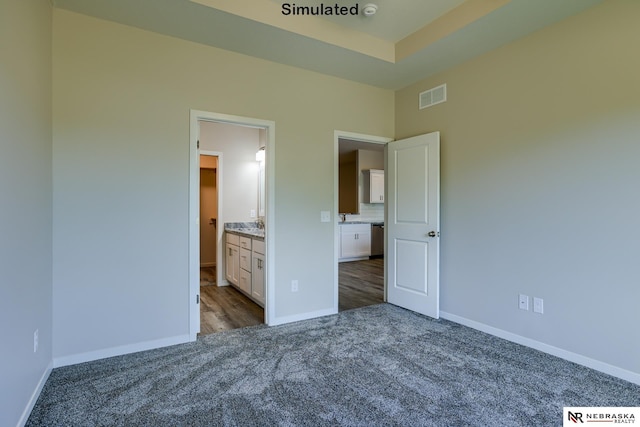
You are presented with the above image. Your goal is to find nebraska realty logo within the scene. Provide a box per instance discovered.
[564,407,639,425]
[282,3,360,16]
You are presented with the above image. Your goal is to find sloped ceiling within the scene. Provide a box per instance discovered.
[53,0,603,89]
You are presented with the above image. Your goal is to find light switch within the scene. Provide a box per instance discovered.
[320,211,331,222]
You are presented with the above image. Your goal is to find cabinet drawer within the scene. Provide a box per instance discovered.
[239,268,251,294]
[252,239,265,255]
[340,223,371,233]
[226,232,239,246]
[240,248,251,272]
[239,236,252,249]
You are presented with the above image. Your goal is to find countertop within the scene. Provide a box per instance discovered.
[339,221,384,226]
[225,222,265,239]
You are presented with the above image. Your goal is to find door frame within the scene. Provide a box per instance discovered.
[189,110,276,340]
[333,130,393,313]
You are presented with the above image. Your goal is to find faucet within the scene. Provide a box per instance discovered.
[340,213,347,223]
[256,217,265,229]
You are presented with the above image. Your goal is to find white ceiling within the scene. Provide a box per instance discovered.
[53,0,604,90]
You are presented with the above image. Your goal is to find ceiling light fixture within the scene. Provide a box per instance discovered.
[362,3,378,17]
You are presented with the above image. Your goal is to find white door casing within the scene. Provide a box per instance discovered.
[386,132,440,318]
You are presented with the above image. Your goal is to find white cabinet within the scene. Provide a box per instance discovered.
[339,223,371,261]
[252,239,265,306]
[239,268,251,294]
[363,169,384,204]
[239,236,252,251]
[238,236,252,293]
[226,231,265,307]
[225,234,240,285]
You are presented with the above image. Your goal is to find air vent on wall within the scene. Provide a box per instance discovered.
[419,84,447,109]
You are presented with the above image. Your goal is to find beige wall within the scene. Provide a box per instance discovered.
[52,9,393,360]
[0,0,53,424]
[396,0,640,376]
[200,155,218,169]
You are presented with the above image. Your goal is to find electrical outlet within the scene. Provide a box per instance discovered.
[291,280,299,292]
[34,329,39,353]
[250,209,256,218]
[518,294,529,311]
[320,211,331,223]
[533,297,544,314]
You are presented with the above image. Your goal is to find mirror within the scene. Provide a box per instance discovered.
[256,128,266,222]
[258,151,265,218]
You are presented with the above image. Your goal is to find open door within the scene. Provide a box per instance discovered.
[386,132,440,318]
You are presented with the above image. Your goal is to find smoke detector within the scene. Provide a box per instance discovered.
[362,3,378,16]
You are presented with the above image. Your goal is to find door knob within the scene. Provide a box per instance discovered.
[427,231,437,237]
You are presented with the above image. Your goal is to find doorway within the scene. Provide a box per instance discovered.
[197,125,264,335]
[334,130,441,319]
[189,110,275,340]
[334,131,392,313]
[199,151,263,334]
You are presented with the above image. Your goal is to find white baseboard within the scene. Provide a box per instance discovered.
[17,360,52,427]
[268,308,337,326]
[53,334,192,368]
[440,311,640,386]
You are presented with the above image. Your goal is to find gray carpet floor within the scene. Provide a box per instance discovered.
[27,304,639,426]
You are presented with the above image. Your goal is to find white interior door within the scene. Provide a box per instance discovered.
[386,132,440,318]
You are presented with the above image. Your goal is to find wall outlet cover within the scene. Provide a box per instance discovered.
[519,294,529,310]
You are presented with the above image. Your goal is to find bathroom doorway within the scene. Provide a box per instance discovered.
[198,139,263,335]
[189,110,275,339]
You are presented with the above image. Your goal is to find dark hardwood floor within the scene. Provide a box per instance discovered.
[199,284,264,335]
[199,258,383,336]
[339,258,384,312]
[200,266,216,286]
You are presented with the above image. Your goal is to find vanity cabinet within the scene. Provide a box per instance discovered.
[238,237,252,294]
[363,169,384,204]
[225,231,265,307]
[225,233,240,285]
[339,223,371,261]
[251,239,265,306]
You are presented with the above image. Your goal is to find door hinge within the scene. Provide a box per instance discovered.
[197,140,200,149]
[196,294,200,304]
